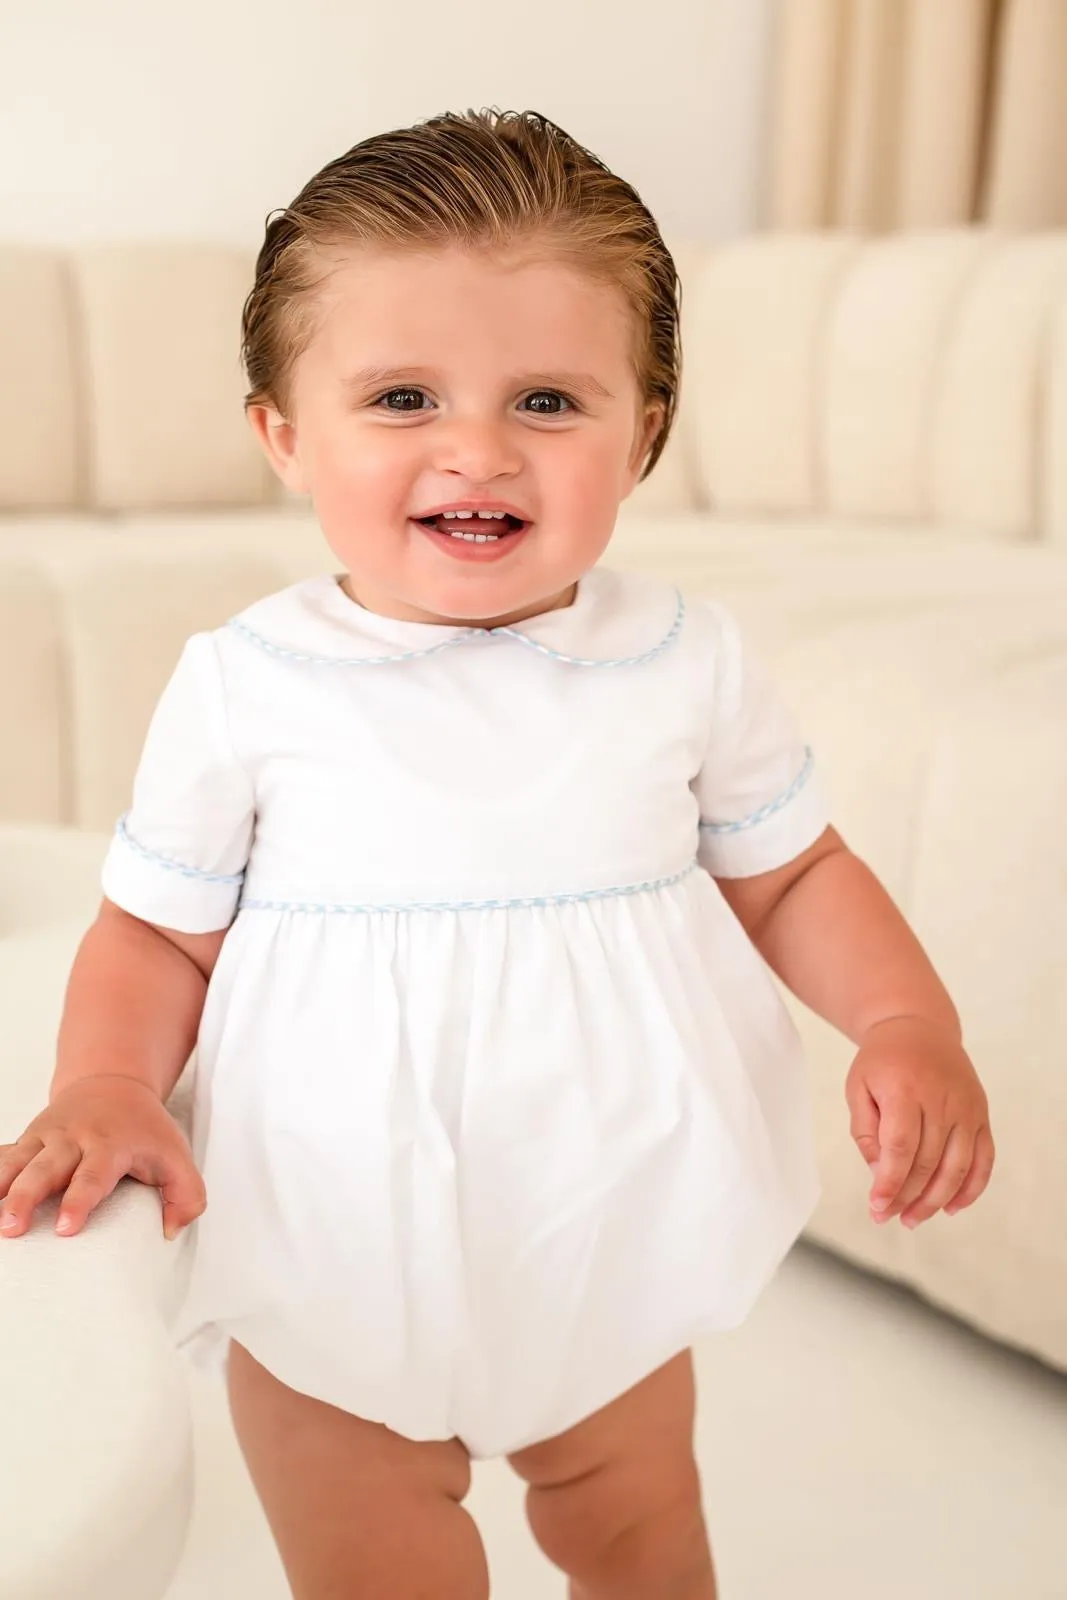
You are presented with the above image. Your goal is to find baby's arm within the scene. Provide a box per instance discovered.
[717,826,993,1230]
[717,825,959,1043]
[692,602,992,1230]
[52,628,250,1105]
[52,900,225,1103]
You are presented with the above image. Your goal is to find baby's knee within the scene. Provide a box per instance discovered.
[522,1450,709,1593]
[226,1342,487,1598]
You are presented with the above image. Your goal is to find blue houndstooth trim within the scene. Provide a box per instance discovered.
[699,748,815,835]
[115,813,246,885]
[226,590,685,670]
[239,861,699,916]
[227,619,474,668]
[492,592,685,668]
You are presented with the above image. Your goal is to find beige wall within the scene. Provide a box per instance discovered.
[0,0,777,247]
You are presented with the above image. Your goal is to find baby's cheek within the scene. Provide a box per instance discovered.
[562,476,628,552]
[312,442,395,524]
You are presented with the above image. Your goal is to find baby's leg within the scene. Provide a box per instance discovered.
[508,1350,716,1599]
[226,1340,489,1599]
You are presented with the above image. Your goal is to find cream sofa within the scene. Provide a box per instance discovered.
[2,228,1067,1599]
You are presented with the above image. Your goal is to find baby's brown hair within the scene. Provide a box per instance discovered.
[241,107,681,481]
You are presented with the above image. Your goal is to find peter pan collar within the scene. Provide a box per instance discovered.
[227,568,685,669]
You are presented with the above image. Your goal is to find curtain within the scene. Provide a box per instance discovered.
[766,0,1067,230]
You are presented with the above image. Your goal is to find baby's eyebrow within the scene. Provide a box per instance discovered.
[342,366,615,402]
[522,372,616,401]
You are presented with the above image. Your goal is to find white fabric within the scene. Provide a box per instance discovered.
[100,567,828,1458]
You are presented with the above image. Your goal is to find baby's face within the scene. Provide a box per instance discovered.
[249,244,660,627]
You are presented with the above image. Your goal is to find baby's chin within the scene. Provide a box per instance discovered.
[429,565,585,622]
[387,551,576,627]
[401,588,561,630]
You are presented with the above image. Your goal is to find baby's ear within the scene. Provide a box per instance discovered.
[623,403,665,493]
[246,403,310,495]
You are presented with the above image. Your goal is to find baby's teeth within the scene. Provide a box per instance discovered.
[439,510,508,521]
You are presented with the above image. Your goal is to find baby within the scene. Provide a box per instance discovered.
[0,109,993,1599]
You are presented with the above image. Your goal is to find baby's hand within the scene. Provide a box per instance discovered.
[845,1016,994,1229]
[0,1075,206,1241]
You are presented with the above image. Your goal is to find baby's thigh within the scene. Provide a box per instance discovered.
[508,1350,714,1593]
[226,1340,489,1600]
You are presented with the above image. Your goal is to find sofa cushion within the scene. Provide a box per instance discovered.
[0,564,68,825]
[930,235,1067,540]
[73,246,276,511]
[1047,289,1067,548]
[0,249,81,510]
[821,231,999,519]
[684,234,861,514]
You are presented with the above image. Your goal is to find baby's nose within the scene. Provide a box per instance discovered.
[431,418,523,480]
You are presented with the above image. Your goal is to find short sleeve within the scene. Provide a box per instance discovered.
[101,633,255,932]
[693,606,830,878]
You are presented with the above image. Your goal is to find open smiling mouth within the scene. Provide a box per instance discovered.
[415,511,528,542]
[412,510,530,557]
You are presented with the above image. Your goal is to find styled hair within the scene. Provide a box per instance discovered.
[241,107,681,480]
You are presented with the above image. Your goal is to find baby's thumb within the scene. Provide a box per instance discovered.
[159,1160,207,1241]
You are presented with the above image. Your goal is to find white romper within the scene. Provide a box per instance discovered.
[101,566,830,1460]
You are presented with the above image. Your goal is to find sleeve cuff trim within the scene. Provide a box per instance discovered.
[115,813,246,885]
[699,747,815,836]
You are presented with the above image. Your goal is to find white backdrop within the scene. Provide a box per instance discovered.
[0,0,778,247]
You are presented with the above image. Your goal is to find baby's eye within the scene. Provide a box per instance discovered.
[522,391,574,416]
[371,387,575,415]
[375,387,431,413]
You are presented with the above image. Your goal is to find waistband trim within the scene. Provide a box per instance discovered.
[238,861,699,916]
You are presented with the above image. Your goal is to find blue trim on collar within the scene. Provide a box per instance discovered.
[491,592,685,668]
[226,617,477,667]
[227,590,686,670]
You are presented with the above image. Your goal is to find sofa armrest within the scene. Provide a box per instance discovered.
[0,919,195,1600]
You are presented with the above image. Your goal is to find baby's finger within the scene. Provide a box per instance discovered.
[158,1160,208,1241]
[0,1136,45,1202]
[899,1125,974,1229]
[886,1116,949,1222]
[869,1100,922,1219]
[127,1140,207,1239]
[55,1153,128,1236]
[0,1141,81,1236]
[944,1125,997,1216]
